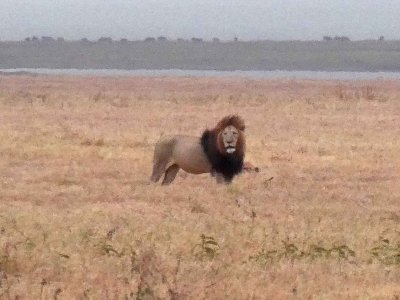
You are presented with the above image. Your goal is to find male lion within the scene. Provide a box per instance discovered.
[150,115,246,185]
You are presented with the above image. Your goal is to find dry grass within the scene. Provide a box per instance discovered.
[0,75,400,299]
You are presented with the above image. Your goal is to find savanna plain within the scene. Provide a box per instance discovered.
[0,75,399,299]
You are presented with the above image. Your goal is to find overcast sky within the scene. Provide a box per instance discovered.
[2,0,400,41]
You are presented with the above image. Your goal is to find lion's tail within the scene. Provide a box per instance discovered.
[150,136,175,182]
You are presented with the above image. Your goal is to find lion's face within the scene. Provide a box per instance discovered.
[220,125,240,154]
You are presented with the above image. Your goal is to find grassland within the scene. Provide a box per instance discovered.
[2,40,400,71]
[0,75,400,299]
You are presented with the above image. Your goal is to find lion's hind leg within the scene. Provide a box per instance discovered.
[150,138,175,183]
[161,164,180,185]
[151,154,170,183]
[150,160,166,183]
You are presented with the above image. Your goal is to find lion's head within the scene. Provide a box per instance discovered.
[215,115,245,156]
[200,115,246,182]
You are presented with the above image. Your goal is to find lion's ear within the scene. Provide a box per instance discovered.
[236,120,245,131]
[229,115,245,131]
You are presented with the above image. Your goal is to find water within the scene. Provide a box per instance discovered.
[1,68,400,80]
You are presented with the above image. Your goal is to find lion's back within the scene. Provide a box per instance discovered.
[155,135,211,174]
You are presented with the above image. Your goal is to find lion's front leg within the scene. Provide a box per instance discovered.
[215,173,226,184]
[211,170,231,184]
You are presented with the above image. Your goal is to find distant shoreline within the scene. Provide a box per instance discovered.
[1,68,400,80]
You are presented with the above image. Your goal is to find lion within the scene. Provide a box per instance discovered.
[150,115,246,185]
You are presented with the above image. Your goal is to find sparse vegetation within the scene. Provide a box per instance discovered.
[334,35,351,41]
[370,237,400,265]
[98,37,112,43]
[193,234,220,260]
[0,75,399,298]
[250,241,356,266]
[191,37,203,42]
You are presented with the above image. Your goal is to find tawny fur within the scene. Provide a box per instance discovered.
[150,115,246,185]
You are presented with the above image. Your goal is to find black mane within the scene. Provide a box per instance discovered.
[200,130,244,183]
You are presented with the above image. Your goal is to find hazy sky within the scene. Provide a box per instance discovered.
[2,0,400,41]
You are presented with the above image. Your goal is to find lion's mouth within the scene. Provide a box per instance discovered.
[226,146,236,154]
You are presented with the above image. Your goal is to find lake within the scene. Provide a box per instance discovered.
[1,68,400,80]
